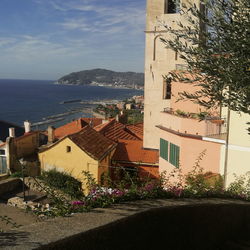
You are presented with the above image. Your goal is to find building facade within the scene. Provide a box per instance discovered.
[143,0,250,186]
[143,0,201,149]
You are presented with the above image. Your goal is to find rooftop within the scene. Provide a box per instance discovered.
[94,119,139,142]
[54,119,88,138]
[112,139,159,165]
[126,123,143,140]
[68,126,116,161]
[54,118,104,139]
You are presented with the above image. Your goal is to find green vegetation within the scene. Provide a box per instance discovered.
[94,104,119,118]
[40,169,83,199]
[31,156,249,218]
[124,110,144,124]
[161,0,250,115]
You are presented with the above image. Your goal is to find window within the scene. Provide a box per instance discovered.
[0,149,5,156]
[163,79,172,99]
[164,0,181,14]
[0,156,7,174]
[170,143,180,168]
[160,139,169,161]
[66,146,71,153]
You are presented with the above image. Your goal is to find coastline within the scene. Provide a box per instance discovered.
[54,82,143,91]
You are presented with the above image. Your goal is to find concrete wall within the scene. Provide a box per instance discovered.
[38,203,250,250]
[0,178,22,196]
[225,110,250,186]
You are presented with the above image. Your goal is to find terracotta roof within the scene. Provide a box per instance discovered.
[0,120,24,142]
[69,126,116,160]
[54,119,88,138]
[126,123,143,140]
[112,139,159,165]
[81,118,103,128]
[94,119,139,142]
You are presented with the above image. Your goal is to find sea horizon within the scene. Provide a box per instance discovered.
[0,79,143,129]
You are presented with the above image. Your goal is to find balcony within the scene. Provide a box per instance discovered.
[160,108,227,138]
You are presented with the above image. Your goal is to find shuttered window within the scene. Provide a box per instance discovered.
[0,156,7,174]
[160,139,169,161]
[169,143,180,168]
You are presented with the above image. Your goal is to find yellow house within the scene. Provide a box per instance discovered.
[38,126,117,189]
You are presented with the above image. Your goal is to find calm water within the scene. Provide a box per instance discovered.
[0,79,143,127]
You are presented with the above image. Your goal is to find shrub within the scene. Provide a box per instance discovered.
[10,171,28,178]
[40,169,83,199]
[227,173,250,200]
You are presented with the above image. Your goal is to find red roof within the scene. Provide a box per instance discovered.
[112,139,159,165]
[69,126,116,160]
[55,119,88,138]
[41,126,116,161]
[126,123,143,140]
[94,119,139,142]
[55,118,104,139]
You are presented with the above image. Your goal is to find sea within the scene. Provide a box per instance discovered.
[0,79,143,129]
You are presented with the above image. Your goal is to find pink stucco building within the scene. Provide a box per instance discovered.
[157,76,226,176]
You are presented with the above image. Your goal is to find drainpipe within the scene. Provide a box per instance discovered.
[223,107,231,189]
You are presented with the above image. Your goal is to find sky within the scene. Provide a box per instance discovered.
[0,0,146,80]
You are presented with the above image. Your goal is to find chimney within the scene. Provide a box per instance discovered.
[9,127,15,138]
[47,126,55,144]
[89,120,93,127]
[24,120,31,133]
[115,114,119,122]
[120,110,123,116]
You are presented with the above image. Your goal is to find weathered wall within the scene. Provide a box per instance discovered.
[15,133,39,158]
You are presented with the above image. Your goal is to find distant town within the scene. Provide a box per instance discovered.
[56,68,144,90]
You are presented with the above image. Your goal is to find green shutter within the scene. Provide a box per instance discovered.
[160,139,169,161]
[170,143,180,168]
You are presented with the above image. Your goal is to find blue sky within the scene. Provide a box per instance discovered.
[0,0,146,80]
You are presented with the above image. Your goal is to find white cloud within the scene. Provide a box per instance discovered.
[1,35,87,62]
[52,0,145,35]
[0,38,16,47]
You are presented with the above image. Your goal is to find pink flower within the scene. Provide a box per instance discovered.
[72,201,85,206]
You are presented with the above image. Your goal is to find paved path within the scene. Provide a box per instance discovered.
[0,198,249,250]
[0,203,39,231]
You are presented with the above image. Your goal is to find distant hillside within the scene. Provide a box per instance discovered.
[57,69,144,88]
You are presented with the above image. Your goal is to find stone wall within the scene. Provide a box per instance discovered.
[0,178,22,196]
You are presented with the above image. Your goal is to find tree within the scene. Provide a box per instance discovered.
[161,0,250,114]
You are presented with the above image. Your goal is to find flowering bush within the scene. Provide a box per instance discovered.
[32,157,249,218]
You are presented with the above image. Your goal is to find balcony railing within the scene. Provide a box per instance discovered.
[161,108,227,138]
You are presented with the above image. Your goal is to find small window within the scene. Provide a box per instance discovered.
[165,0,181,14]
[66,146,71,153]
[0,149,5,156]
[163,79,172,99]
